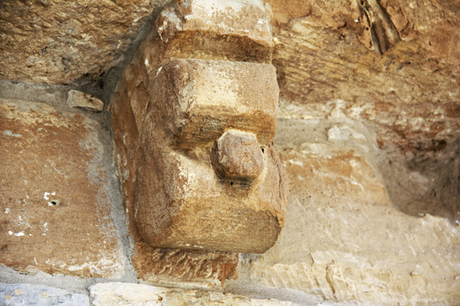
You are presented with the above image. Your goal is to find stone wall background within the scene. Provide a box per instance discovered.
[1,0,460,305]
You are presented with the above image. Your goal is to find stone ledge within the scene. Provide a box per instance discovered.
[156,0,274,63]
[90,282,295,306]
[0,283,89,306]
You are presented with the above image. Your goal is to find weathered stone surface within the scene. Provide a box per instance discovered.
[0,0,459,304]
[265,0,460,67]
[151,59,279,147]
[156,0,273,63]
[0,98,124,278]
[264,0,460,182]
[133,244,238,290]
[0,283,89,306]
[111,2,285,288]
[0,0,168,84]
[67,90,104,112]
[269,12,460,222]
[274,21,460,152]
[110,0,277,250]
[215,130,265,180]
[237,125,460,305]
[132,58,286,254]
[90,282,295,306]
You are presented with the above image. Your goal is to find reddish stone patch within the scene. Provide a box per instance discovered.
[0,99,124,278]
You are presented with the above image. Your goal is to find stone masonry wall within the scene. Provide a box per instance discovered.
[1,0,460,305]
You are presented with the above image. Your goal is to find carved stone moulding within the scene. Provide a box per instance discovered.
[136,58,288,253]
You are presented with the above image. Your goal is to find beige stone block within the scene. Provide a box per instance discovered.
[155,0,274,62]
[67,90,104,112]
[0,98,124,278]
[133,58,287,254]
[154,59,279,146]
[240,142,460,304]
[90,282,295,306]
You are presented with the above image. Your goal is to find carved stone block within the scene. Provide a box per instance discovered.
[153,59,278,146]
[155,0,273,63]
[135,58,288,253]
[133,244,238,289]
[111,0,287,265]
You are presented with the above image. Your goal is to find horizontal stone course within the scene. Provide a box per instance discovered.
[90,282,295,306]
[0,283,89,306]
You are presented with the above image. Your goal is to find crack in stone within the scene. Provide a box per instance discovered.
[360,0,400,54]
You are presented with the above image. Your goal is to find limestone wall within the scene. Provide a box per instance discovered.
[1,0,460,305]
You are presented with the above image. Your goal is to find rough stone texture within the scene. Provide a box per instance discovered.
[155,0,273,63]
[90,282,295,306]
[1,0,460,304]
[273,21,460,154]
[133,245,239,290]
[149,59,279,147]
[266,5,460,223]
[0,98,124,278]
[215,130,265,180]
[265,0,460,66]
[0,0,168,84]
[231,119,460,305]
[67,90,104,112]
[129,58,286,254]
[109,0,285,288]
[119,57,286,254]
[0,283,89,306]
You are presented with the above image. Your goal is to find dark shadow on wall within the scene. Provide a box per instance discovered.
[379,136,460,225]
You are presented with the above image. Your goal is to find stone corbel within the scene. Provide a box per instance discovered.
[112,0,288,255]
